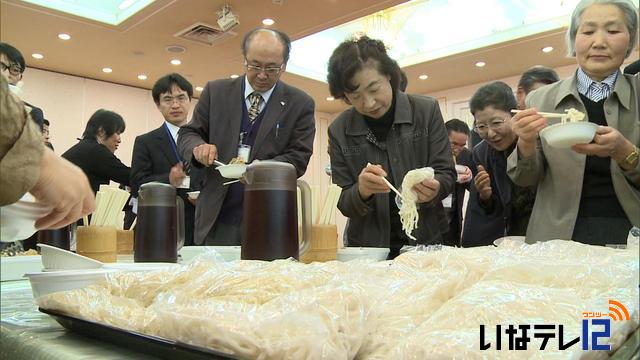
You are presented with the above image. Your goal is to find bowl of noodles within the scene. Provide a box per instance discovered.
[217,158,247,179]
[540,122,598,148]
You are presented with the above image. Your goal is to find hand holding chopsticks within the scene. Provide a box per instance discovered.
[364,162,405,201]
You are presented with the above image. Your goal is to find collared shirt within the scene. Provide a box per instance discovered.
[243,76,275,113]
[164,121,180,143]
[576,68,618,102]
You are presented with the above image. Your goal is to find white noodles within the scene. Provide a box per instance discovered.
[398,167,434,241]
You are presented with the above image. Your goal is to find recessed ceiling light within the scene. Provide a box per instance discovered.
[137,74,147,80]
[195,86,204,92]
[170,59,181,65]
[31,53,44,59]
[262,18,275,26]
[58,33,71,40]
[102,67,113,73]
[230,74,239,79]
[326,96,335,101]
[542,46,554,53]
[418,74,429,80]
[475,61,486,67]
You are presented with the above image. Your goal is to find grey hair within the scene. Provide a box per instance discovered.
[566,0,638,58]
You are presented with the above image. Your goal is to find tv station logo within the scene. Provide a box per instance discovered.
[480,299,631,351]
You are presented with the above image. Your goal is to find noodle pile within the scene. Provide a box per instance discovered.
[398,167,434,241]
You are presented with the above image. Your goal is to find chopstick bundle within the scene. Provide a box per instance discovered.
[318,184,341,225]
[90,185,130,227]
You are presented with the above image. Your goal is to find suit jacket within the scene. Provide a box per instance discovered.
[507,71,639,243]
[448,147,473,242]
[61,138,130,193]
[177,76,316,244]
[131,124,196,245]
[329,92,456,247]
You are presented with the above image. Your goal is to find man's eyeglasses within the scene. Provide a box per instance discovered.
[160,94,190,105]
[474,118,507,135]
[0,61,23,76]
[245,63,283,76]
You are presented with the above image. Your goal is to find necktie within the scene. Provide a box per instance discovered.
[248,92,263,123]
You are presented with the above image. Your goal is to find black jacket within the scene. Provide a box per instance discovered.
[62,138,130,193]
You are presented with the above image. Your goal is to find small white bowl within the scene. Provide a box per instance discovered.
[24,269,116,298]
[179,246,241,263]
[337,247,390,261]
[38,243,103,271]
[540,122,597,148]
[217,164,247,179]
[1,194,52,242]
[493,236,526,247]
[187,191,200,200]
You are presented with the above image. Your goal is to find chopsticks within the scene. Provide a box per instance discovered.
[367,162,404,201]
[510,109,566,118]
[89,185,130,227]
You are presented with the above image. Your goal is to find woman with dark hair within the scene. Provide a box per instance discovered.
[327,36,456,258]
[62,109,130,193]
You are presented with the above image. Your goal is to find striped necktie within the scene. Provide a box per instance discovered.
[248,92,263,123]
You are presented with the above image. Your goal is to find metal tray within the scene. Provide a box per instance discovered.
[40,308,235,359]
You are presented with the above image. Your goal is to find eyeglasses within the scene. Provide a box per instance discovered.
[160,94,190,105]
[0,61,22,76]
[245,62,283,76]
[474,118,507,135]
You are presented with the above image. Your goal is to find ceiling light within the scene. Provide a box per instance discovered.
[118,0,136,10]
[170,59,181,65]
[195,86,204,92]
[418,74,428,80]
[58,33,71,40]
[102,67,113,73]
[326,96,335,101]
[262,18,275,26]
[230,74,239,79]
[475,61,486,67]
[542,46,554,53]
[137,74,147,80]
[31,53,44,59]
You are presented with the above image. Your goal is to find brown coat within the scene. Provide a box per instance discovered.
[178,76,316,244]
[0,76,44,206]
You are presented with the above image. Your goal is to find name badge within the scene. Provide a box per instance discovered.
[238,144,251,163]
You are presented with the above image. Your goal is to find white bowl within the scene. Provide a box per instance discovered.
[24,269,116,298]
[179,246,241,263]
[337,247,390,261]
[102,262,179,272]
[187,191,200,200]
[493,236,526,247]
[540,122,598,148]
[38,243,103,271]
[1,194,52,242]
[217,164,247,179]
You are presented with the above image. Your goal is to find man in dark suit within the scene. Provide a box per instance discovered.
[442,119,474,247]
[131,73,196,245]
[0,42,44,129]
[178,27,316,245]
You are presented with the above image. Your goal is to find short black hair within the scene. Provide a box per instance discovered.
[152,73,193,105]
[517,66,559,94]
[43,119,50,126]
[327,36,401,100]
[241,27,291,63]
[624,59,640,75]
[399,70,408,92]
[445,118,470,135]
[470,81,518,115]
[82,109,126,140]
[0,42,25,72]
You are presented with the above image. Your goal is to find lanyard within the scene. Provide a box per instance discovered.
[163,123,182,163]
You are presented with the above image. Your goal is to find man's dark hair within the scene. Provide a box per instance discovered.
[517,66,559,94]
[0,42,25,73]
[445,118,470,135]
[399,70,408,92]
[82,109,126,140]
[327,36,401,100]
[43,119,50,126]
[152,73,193,105]
[241,27,291,63]
[470,81,518,115]
[623,60,640,75]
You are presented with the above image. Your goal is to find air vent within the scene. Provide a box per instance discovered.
[175,22,236,46]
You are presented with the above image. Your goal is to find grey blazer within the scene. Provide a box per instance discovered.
[177,76,316,244]
[507,71,639,243]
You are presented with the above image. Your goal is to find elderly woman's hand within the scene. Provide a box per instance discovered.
[511,108,547,158]
[413,178,440,203]
[357,163,389,200]
[572,126,637,169]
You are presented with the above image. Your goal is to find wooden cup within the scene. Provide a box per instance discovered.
[116,229,134,255]
[76,226,117,263]
[300,224,338,263]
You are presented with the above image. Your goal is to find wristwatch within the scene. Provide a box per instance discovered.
[622,145,639,168]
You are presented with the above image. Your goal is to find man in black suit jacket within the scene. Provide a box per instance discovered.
[442,119,474,247]
[131,73,196,246]
[178,28,316,245]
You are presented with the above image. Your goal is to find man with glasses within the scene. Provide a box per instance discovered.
[0,42,45,129]
[460,81,535,247]
[131,73,197,245]
[178,28,316,245]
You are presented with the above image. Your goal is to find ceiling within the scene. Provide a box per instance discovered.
[0,0,627,113]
